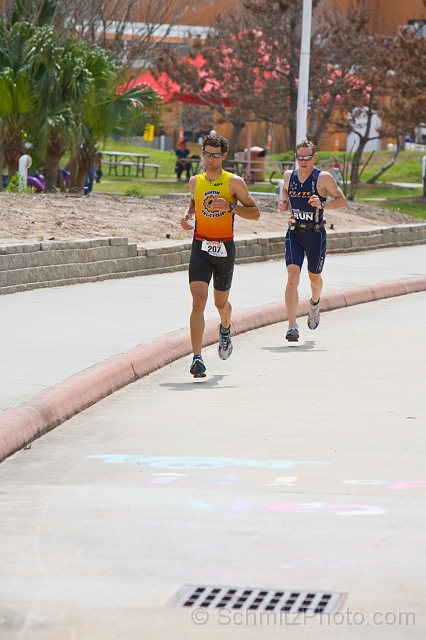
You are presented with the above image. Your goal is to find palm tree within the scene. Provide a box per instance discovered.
[0,21,38,180]
[26,28,89,191]
[69,43,160,192]
[0,68,37,178]
[0,21,161,192]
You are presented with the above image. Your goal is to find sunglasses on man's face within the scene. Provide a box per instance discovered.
[203,151,223,158]
[295,154,314,161]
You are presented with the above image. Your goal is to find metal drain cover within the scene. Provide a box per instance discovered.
[172,585,345,614]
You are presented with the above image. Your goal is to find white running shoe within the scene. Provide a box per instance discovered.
[218,325,233,360]
[285,324,299,342]
[307,299,320,330]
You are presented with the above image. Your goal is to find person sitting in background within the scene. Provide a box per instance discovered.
[175,141,191,182]
[84,163,95,193]
[94,150,103,183]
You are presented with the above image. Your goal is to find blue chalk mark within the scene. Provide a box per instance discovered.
[88,455,330,469]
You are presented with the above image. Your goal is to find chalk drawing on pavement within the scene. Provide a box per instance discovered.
[88,455,330,470]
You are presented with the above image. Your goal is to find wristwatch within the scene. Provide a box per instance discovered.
[228,202,235,212]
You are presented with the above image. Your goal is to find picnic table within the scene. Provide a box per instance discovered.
[267,160,295,183]
[102,151,161,178]
[226,159,265,183]
[186,157,203,176]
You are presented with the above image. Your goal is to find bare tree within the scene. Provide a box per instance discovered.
[62,0,215,71]
[1,0,216,68]
[181,104,214,142]
[308,0,375,143]
[155,1,310,151]
[154,0,378,153]
[154,41,253,153]
[368,28,426,183]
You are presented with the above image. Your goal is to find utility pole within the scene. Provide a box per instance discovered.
[296,0,312,145]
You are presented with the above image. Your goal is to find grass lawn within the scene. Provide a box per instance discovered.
[93,178,191,197]
[373,200,426,220]
[269,149,424,183]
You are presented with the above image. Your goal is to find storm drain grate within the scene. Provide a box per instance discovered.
[172,585,345,614]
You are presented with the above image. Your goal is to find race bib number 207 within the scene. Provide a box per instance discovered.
[201,240,227,257]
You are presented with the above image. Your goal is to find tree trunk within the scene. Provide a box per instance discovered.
[366,138,402,184]
[74,145,97,194]
[57,168,66,193]
[349,97,376,200]
[0,121,5,191]
[228,121,245,154]
[44,154,61,192]
[45,133,66,192]
[67,153,79,191]
[0,141,4,192]
[4,129,26,179]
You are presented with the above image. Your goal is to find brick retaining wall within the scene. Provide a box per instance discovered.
[1,224,425,295]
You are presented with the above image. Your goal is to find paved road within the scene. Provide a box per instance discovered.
[0,291,425,639]
[1,244,425,413]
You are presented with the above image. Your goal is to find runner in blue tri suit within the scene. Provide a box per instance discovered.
[278,140,347,342]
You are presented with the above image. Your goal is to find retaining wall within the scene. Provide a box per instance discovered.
[1,223,425,295]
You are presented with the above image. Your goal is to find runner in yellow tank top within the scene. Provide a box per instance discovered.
[193,170,234,242]
[181,134,260,378]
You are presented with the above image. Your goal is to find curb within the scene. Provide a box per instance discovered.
[1,275,426,463]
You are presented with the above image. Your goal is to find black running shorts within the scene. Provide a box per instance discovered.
[189,239,236,291]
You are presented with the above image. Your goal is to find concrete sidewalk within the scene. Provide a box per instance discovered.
[1,244,425,413]
[0,292,425,639]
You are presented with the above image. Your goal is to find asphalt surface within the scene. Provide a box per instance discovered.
[0,245,425,638]
[1,244,425,413]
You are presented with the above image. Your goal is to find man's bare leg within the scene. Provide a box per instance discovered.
[214,288,233,359]
[307,271,322,330]
[213,288,232,330]
[308,271,323,304]
[190,281,208,355]
[285,264,301,326]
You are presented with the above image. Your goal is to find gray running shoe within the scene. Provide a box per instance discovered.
[307,299,320,330]
[190,355,206,378]
[218,325,233,360]
[285,324,299,342]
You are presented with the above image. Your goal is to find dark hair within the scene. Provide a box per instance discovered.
[202,134,229,154]
[296,139,316,154]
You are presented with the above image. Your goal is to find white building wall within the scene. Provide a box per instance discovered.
[346,110,382,152]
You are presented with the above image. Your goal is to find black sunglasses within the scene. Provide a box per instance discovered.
[295,154,314,161]
[203,151,223,158]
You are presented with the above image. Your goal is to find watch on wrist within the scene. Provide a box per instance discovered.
[228,202,235,212]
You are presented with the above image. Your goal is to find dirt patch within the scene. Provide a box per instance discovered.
[0,192,422,246]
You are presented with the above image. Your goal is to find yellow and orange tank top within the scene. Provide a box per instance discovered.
[193,170,234,241]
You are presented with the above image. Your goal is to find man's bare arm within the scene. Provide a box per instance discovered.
[278,170,292,212]
[229,175,260,220]
[180,176,196,230]
[313,172,347,210]
[210,175,260,220]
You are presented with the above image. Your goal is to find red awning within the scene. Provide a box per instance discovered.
[119,66,235,107]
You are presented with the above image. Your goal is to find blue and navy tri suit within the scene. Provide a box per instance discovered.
[285,167,326,274]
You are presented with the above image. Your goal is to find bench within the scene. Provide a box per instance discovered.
[107,161,135,177]
[141,163,161,178]
[106,161,161,179]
